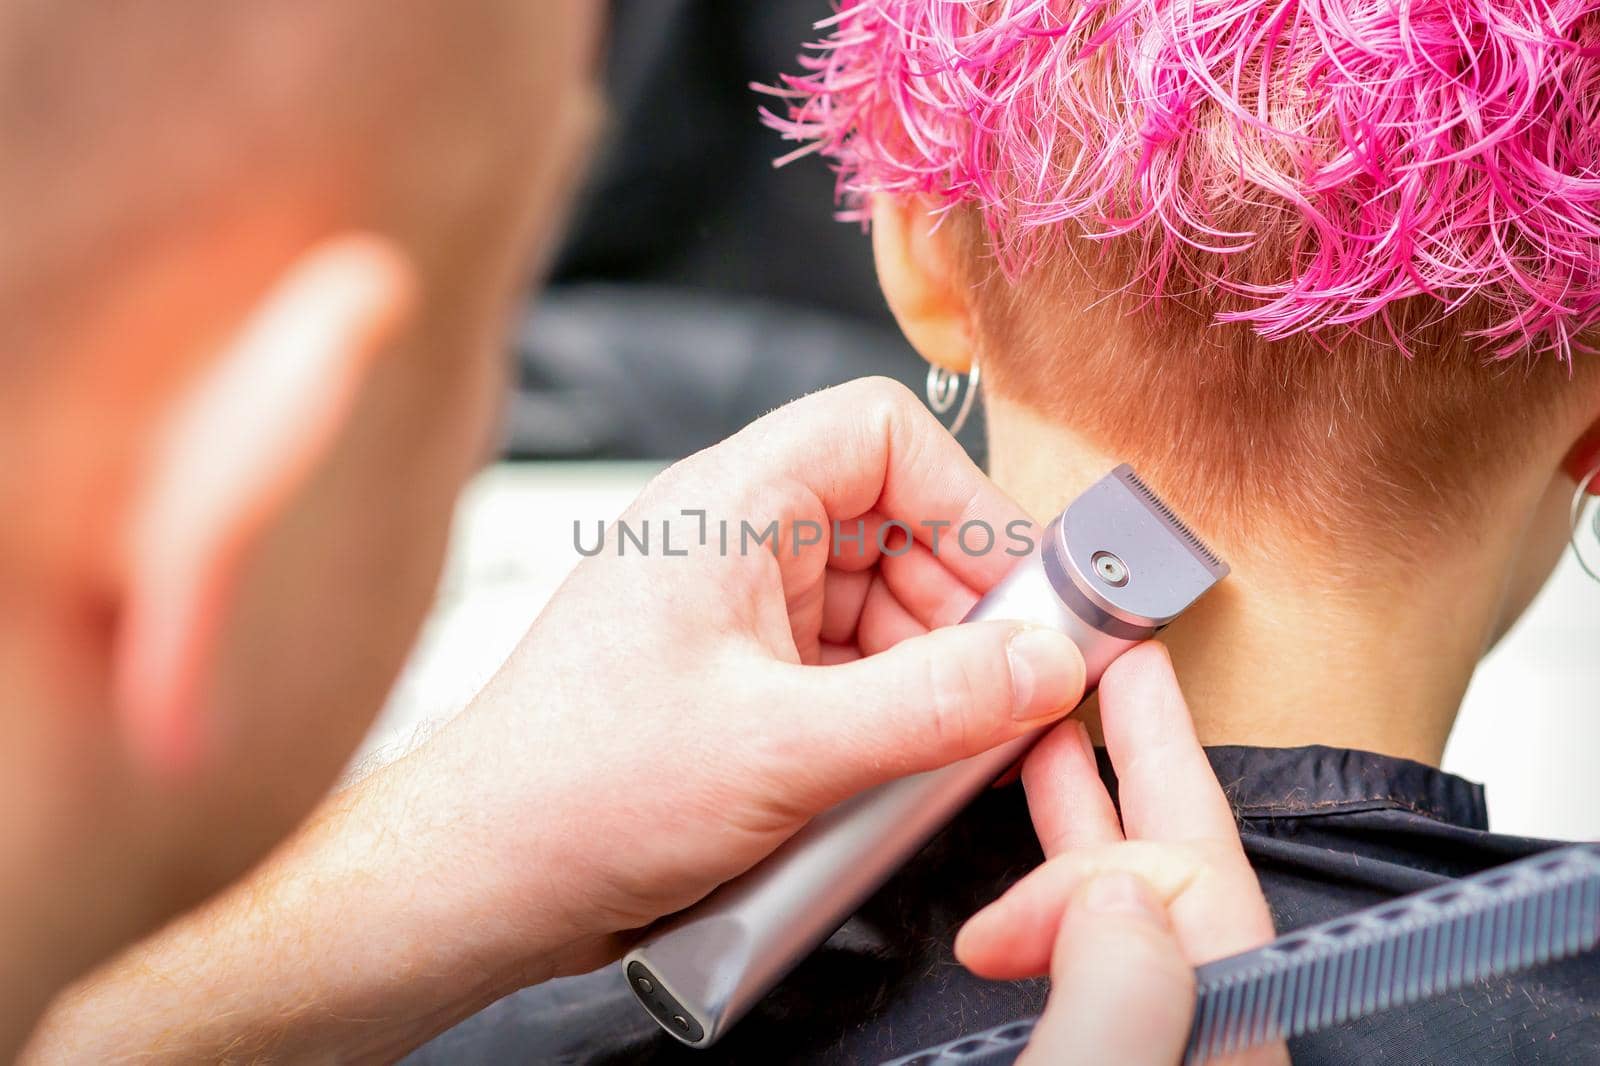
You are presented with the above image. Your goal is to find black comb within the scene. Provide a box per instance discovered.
[881,844,1600,1066]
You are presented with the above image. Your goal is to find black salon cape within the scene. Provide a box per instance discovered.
[405,746,1600,1064]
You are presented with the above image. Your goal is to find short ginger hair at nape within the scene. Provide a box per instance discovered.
[761,0,1600,361]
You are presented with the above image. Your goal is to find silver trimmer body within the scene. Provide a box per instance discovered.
[624,465,1228,1047]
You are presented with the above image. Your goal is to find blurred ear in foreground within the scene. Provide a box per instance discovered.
[112,235,415,781]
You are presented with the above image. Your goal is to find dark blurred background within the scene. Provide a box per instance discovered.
[505,0,986,464]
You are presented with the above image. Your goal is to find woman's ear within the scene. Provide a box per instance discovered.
[1562,420,1600,495]
[871,197,976,374]
[112,235,416,782]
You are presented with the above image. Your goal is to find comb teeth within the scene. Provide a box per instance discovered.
[1113,465,1226,573]
[877,845,1600,1066]
[1186,844,1600,1063]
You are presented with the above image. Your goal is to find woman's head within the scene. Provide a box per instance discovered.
[767,0,1600,563]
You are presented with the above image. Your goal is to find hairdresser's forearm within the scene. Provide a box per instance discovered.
[21,736,594,1065]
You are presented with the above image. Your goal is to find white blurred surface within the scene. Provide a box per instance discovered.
[368,462,1600,840]
[358,462,661,767]
[1442,549,1600,839]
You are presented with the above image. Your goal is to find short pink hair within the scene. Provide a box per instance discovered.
[760,0,1600,360]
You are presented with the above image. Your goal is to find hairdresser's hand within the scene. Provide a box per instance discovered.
[415,376,1085,975]
[21,378,1087,1066]
[955,643,1286,1065]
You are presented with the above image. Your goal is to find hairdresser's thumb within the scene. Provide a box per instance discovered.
[1018,873,1196,1066]
[769,622,1084,808]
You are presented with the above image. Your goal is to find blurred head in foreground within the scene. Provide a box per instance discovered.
[769,0,1600,752]
[0,0,599,1010]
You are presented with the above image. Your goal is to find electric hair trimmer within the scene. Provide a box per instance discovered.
[625,465,1228,1046]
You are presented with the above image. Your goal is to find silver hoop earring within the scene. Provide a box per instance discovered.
[1569,461,1600,584]
[926,360,981,438]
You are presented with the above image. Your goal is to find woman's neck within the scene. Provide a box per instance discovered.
[986,399,1514,766]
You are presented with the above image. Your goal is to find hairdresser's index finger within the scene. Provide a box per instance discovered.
[1023,719,1124,855]
[879,540,982,629]
[1097,643,1239,845]
[726,378,1030,592]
